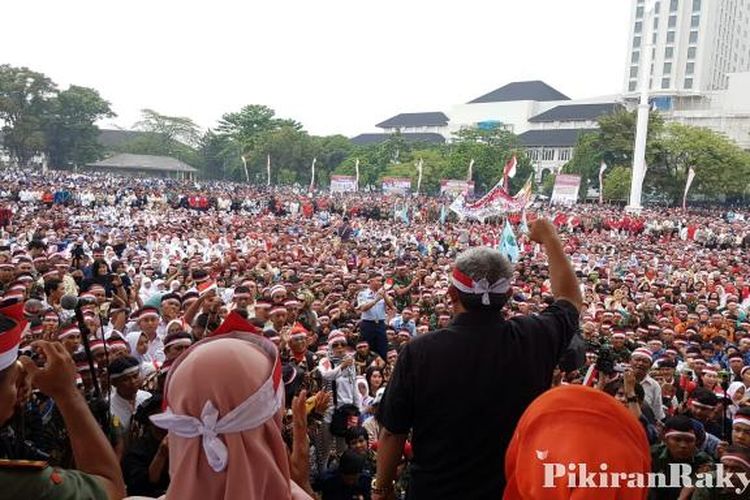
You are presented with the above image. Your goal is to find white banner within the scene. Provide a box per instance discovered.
[550,174,581,205]
[330,175,357,193]
[382,177,412,195]
[440,179,475,196]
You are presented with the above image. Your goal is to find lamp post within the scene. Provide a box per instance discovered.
[626,0,657,213]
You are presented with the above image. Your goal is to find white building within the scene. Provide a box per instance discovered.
[623,0,750,95]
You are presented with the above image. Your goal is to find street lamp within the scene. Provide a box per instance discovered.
[626,0,657,213]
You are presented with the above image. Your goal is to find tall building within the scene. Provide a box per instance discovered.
[624,0,750,96]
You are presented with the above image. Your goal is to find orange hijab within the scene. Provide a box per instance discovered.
[504,385,651,500]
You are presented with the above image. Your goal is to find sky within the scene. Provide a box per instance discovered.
[1,0,632,137]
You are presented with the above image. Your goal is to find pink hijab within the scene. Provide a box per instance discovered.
[151,331,309,500]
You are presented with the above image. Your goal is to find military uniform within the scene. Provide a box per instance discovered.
[0,459,107,500]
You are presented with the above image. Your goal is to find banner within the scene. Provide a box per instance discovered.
[330,175,357,193]
[550,174,581,205]
[382,177,412,195]
[440,179,475,197]
[449,175,533,222]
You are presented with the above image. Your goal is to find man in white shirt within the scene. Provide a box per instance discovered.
[631,347,666,421]
[135,306,165,364]
[108,356,152,432]
[357,273,394,360]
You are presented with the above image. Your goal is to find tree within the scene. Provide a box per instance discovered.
[0,64,57,166]
[216,105,302,181]
[116,109,203,169]
[134,108,201,147]
[446,127,532,194]
[564,110,664,200]
[44,85,115,169]
[602,166,631,201]
[657,123,750,200]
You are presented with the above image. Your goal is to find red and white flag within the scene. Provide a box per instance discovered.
[503,155,517,180]
[197,280,218,296]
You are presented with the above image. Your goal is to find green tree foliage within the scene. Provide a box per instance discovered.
[565,110,664,198]
[44,86,115,168]
[446,127,532,193]
[0,65,57,166]
[602,166,632,201]
[116,109,203,169]
[656,123,750,200]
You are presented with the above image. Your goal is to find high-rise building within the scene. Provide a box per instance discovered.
[624,0,750,96]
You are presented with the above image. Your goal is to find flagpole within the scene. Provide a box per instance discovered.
[416,158,423,194]
[355,158,360,192]
[266,154,271,187]
[309,157,317,192]
[467,158,474,182]
[599,161,607,204]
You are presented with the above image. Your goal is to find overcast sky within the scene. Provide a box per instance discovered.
[1,0,632,137]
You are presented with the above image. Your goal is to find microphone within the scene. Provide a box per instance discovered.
[61,294,97,310]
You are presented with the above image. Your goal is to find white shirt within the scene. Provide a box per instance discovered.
[640,375,665,421]
[110,388,152,431]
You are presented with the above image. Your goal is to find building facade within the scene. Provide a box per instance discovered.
[624,0,750,95]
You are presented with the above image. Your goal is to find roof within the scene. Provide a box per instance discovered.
[528,103,621,123]
[86,153,198,173]
[375,112,449,129]
[350,133,446,146]
[517,128,598,147]
[468,81,570,104]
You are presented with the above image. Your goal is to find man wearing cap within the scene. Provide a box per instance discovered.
[357,274,394,361]
[375,219,582,499]
[0,299,125,498]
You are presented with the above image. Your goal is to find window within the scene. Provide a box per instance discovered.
[559,149,571,162]
[633,36,641,48]
[667,31,675,43]
[662,77,671,88]
[542,149,555,161]
[669,15,677,27]
[632,51,640,63]
[692,0,701,11]
[663,62,672,73]
[635,21,643,33]
[670,0,679,12]
[629,81,638,91]
[630,66,639,78]
[684,78,694,88]
[527,149,539,161]
[665,47,674,59]
[655,1,661,12]
[653,16,659,28]
[636,5,644,18]
[688,46,697,58]
[689,31,699,43]
[691,15,700,27]
[686,62,695,74]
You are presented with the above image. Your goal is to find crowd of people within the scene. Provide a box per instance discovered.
[2,167,750,499]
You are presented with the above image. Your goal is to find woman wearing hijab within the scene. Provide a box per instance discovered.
[317,330,361,472]
[726,381,747,420]
[504,385,651,499]
[150,324,313,499]
[127,331,159,380]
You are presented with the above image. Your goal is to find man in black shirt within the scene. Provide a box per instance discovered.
[374,218,582,500]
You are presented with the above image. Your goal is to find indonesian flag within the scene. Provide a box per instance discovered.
[197,280,218,296]
[503,155,517,180]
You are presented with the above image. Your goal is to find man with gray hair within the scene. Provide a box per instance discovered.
[374,218,582,500]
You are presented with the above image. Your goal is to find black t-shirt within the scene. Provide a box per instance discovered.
[378,300,579,500]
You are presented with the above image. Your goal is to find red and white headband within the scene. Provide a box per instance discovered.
[664,431,696,440]
[165,337,192,349]
[151,332,282,473]
[734,415,750,428]
[450,268,510,306]
[58,327,81,340]
[722,454,750,471]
